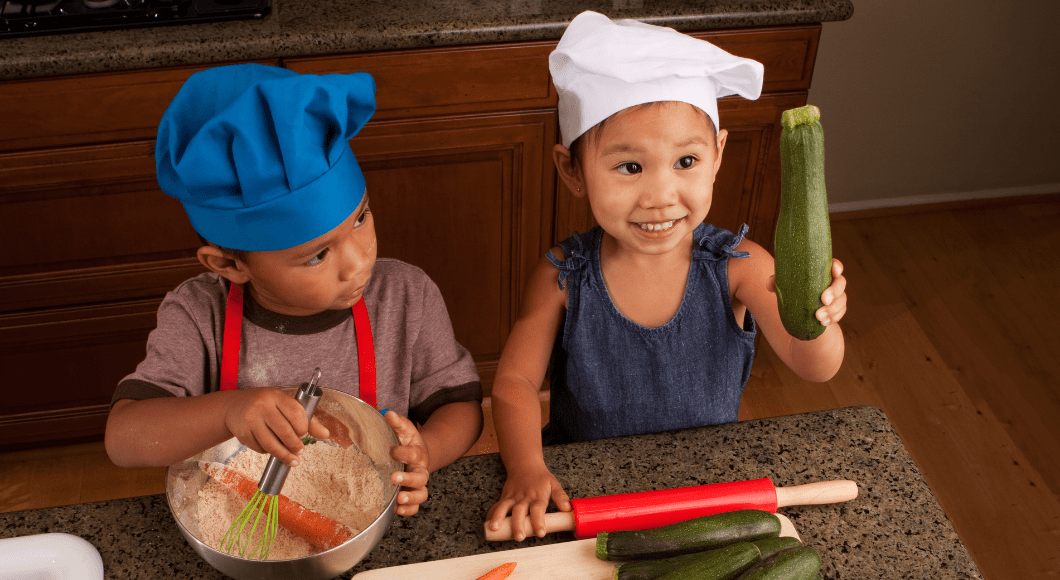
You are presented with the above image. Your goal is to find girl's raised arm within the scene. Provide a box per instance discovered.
[728,239,846,382]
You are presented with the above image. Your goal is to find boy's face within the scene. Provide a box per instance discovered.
[238,196,378,316]
[577,102,726,257]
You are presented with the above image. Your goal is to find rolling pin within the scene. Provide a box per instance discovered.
[484,478,858,541]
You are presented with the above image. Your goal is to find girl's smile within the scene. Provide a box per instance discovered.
[634,217,682,232]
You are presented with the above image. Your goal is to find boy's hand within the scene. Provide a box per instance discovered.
[816,259,847,327]
[485,464,572,541]
[222,388,330,466]
[384,411,430,516]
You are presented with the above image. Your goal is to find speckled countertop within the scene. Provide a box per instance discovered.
[0,406,981,579]
[0,0,852,81]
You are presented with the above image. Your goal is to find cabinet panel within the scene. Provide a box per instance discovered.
[0,140,202,278]
[285,43,556,121]
[352,112,555,375]
[0,60,280,154]
[0,300,159,447]
[693,26,820,93]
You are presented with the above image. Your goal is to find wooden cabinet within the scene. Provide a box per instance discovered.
[0,25,820,448]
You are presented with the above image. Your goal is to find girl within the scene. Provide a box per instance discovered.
[485,11,847,540]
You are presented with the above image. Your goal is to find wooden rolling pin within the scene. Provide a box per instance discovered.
[485,478,858,541]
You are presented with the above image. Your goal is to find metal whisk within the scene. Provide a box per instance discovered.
[221,368,323,559]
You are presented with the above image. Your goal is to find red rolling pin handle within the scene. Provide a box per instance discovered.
[570,477,777,538]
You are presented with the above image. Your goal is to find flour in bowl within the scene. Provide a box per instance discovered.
[197,440,385,560]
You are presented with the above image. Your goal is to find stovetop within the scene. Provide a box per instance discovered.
[1,0,270,38]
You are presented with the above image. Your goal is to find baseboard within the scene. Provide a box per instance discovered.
[828,183,1060,221]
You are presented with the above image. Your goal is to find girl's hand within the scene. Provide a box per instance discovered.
[222,387,330,466]
[485,464,572,541]
[816,259,848,327]
[384,411,431,516]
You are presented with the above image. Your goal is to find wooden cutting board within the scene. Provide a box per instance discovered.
[352,514,800,580]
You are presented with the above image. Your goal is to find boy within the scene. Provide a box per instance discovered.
[105,64,483,516]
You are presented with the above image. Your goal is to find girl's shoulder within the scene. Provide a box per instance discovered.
[547,227,600,289]
[692,223,751,261]
[725,233,774,293]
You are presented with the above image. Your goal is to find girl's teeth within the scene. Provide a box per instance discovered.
[638,220,675,232]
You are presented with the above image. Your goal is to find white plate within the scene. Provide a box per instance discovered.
[0,533,103,580]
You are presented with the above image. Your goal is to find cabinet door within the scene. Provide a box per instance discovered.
[0,68,221,448]
[351,112,556,388]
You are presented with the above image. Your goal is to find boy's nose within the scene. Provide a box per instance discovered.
[337,237,374,281]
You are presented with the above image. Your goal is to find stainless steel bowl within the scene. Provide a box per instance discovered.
[165,387,401,580]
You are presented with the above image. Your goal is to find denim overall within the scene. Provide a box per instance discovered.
[543,223,757,444]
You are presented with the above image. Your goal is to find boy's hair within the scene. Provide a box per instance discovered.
[568,101,717,168]
[196,233,250,264]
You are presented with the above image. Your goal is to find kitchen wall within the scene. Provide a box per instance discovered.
[809,0,1060,210]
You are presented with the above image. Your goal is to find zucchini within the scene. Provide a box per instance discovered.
[774,104,832,341]
[655,542,760,580]
[613,542,761,580]
[735,545,822,580]
[613,537,801,580]
[596,509,780,561]
[749,537,802,561]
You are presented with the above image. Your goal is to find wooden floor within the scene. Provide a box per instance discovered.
[2,198,1058,578]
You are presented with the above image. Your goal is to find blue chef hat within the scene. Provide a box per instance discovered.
[156,64,376,251]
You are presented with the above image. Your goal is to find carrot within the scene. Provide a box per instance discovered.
[198,461,357,550]
[475,562,517,580]
[314,407,356,449]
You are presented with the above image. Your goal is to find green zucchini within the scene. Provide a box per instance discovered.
[613,542,761,580]
[749,537,802,561]
[613,537,800,580]
[596,509,781,561]
[735,545,822,580]
[774,104,832,341]
[655,542,761,580]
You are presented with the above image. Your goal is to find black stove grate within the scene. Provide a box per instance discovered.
[2,0,270,38]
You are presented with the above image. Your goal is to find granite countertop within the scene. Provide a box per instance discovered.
[0,406,981,579]
[0,0,853,81]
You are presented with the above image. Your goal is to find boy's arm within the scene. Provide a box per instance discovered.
[106,388,329,468]
[107,394,234,468]
[729,239,846,382]
[419,400,483,472]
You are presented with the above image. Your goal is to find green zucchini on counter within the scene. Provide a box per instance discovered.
[735,545,822,580]
[596,509,781,561]
[613,537,803,580]
[774,104,833,341]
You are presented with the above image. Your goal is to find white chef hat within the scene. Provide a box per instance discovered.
[550,11,765,148]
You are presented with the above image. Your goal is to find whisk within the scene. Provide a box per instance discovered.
[221,368,323,559]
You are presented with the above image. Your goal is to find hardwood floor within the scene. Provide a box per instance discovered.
[2,197,1058,578]
[740,197,1060,579]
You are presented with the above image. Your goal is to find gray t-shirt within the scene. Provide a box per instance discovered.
[113,258,481,424]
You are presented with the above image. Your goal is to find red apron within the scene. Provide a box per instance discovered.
[218,283,377,408]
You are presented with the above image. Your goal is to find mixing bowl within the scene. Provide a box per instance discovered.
[166,387,401,580]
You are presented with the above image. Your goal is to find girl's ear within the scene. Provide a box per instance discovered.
[712,128,729,177]
[553,144,587,198]
[197,246,251,284]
